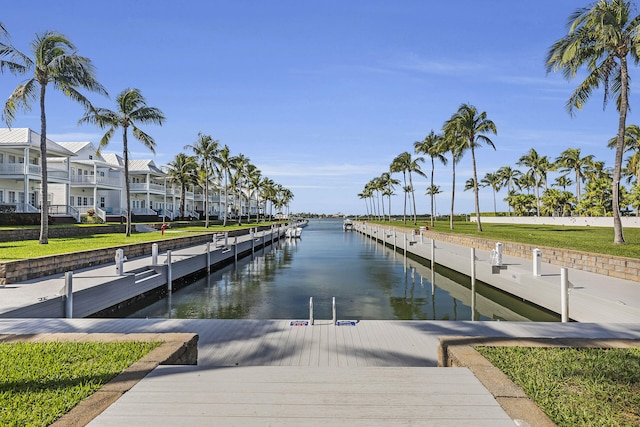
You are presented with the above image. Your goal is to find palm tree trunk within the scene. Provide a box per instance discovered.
[613,58,629,244]
[409,172,417,225]
[204,169,209,228]
[471,147,482,232]
[430,157,435,228]
[39,84,49,244]
[450,162,456,230]
[123,129,132,237]
[402,171,407,224]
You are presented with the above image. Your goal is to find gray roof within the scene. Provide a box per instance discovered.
[129,159,166,176]
[57,141,92,154]
[0,128,76,157]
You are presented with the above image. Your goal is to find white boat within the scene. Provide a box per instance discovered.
[343,219,354,231]
[286,227,302,238]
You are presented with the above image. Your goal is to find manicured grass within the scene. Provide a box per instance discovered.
[367,219,640,258]
[0,223,274,261]
[476,346,640,426]
[0,341,160,427]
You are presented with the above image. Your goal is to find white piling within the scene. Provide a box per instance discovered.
[403,233,407,265]
[206,242,211,274]
[234,236,238,263]
[470,248,477,321]
[561,267,569,322]
[533,248,542,276]
[393,231,397,251]
[332,297,337,325]
[224,231,229,246]
[65,271,73,319]
[430,238,436,288]
[152,243,158,265]
[251,228,255,253]
[309,297,314,325]
[167,250,172,292]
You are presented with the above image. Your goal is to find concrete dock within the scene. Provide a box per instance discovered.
[0,224,639,425]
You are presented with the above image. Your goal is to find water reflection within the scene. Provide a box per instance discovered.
[126,219,557,321]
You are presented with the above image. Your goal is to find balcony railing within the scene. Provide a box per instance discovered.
[71,175,121,186]
[130,182,165,192]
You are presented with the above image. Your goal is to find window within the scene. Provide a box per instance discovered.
[0,190,3,202]
[0,153,4,163]
[100,197,105,208]
[8,191,15,203]
[77,196,82,205]
[18,157,24,164]
[83,197,88,206]
[8,155,15,163]
[70,196,74,206]
[84,170,88,175]
[99,171,105,177]
[89,155,93,160]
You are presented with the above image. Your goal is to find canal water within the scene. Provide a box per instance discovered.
[126,219,558,321]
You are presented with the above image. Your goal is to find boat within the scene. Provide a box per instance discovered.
[343,219,354,231]
[286,226,302,238]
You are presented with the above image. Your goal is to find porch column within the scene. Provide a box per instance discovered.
[23,147,29,211]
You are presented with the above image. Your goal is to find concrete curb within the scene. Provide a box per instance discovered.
[438,336,640,427]
[0,332,198,427]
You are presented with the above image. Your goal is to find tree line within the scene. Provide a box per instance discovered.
[361,0,640,245]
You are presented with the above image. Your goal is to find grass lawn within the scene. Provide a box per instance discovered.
[0,341,160,426]
[0,223,275,261]
[366,219,640,258]
[476,346,640,427]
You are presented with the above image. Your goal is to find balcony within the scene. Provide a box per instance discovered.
[130,182,165,193]
[71,175,121,187]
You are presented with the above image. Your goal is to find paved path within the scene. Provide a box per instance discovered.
[2,318,640,426]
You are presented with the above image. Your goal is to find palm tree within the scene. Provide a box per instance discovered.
[390,152,425,225]
[231,153,249,224]
[480,172,503,215]
[441,125,465,230]
[444,104,497,231]
[546,0,640,244]
[184,133,219,228]
[414,130,448,227]
[379,172,400,221]
[554,147,594,203]
[260,177,276,221]
[2,31,107,243]
[166,153,197,218]
[554,174,574,191]
[517,148,549,216]
[79,88,164,236]
[246,164,262,223]
[496,166,522,215]
[217,145,232,225]
[425,185,442,224]
[390,152,411,223]
[358,191,371,218]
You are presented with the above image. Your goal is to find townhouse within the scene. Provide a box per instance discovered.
[0,128,260,223]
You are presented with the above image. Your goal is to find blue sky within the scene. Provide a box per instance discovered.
[1,1,634,215]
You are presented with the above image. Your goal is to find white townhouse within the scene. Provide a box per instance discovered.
[49,142,124,221]
[0,128,76,217]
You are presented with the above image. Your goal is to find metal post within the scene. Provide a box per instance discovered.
[470,248,477,321]
[403,233,407,265]
[234,236,238,263]
[332,297,336,325]
[251,228,255,253]
[430,238,435,292]
[206,242,211,274]
[152,243,158,265]
[65,271,73,319]
[533,248,542,276]
[309,297,314,325]
[167,250,172,292]
[561,267,569,322]
[393,231,397,251]
[224,231,229,246]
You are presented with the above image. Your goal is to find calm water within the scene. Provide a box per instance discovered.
[126,219,558,321]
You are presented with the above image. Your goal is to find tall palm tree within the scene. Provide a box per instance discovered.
[260,177,276,221]
[425,185,442,223]
[442,125,465,230]
[184,133,219,228]
[231,153,249,225]
[444,104,497,232]
[480,172,503,215]
[517,148,548,216]
[496,166,522,215]
[246,164,262,223]
[546,0,640,244]
[217,145,232,226]
[390,152,425,225]
[80,88,164,236]
[414,130,448,227]
[379,171,400,221]
[2,31,107,243]
[554,147,594,203]
[166,153,197,219]
[554,174,574,191]
[390,152,411,223]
